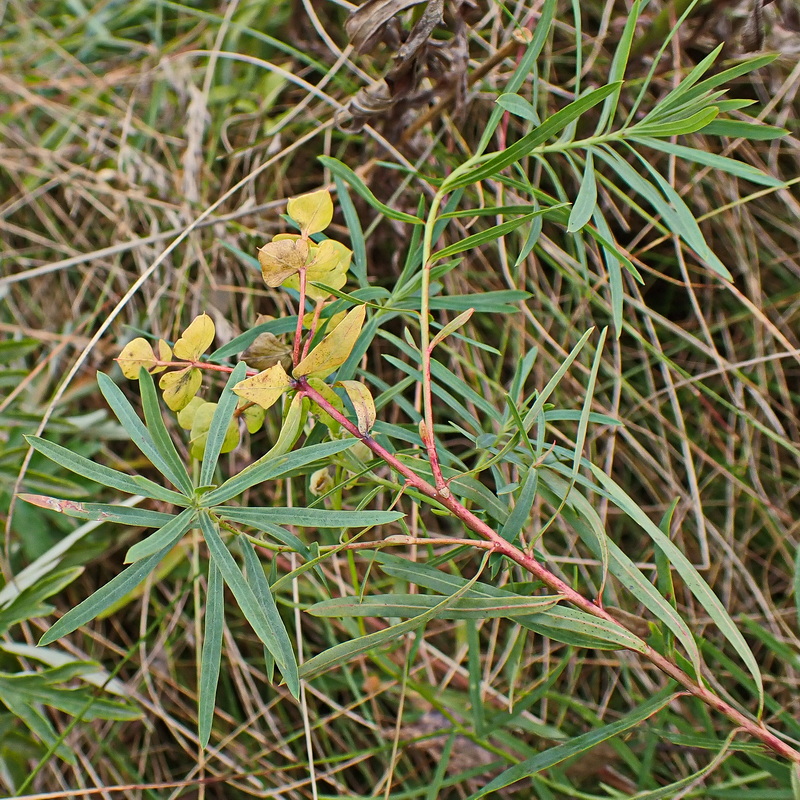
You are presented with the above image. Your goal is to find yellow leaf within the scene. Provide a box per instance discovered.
[258,238,310,287]
[189,402,240,459]
[177,396,205,430]
[284,239,351,302]
[117,338,156,380]
[233,363,292,410]
[151,338,173,374]
[302,308,346,331]
[173,314,216,361]
[307,376,344,432]
[338,380,376,434]
[287,189,333,235]
[160,366,202,411]
[293,305,366,380]
[239,400,266,433]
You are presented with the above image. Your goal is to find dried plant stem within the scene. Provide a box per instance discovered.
[296,376,800,765]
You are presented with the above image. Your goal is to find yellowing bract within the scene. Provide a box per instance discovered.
[293,305,366,380]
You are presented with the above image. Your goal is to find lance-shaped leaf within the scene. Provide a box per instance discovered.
[198,513,299,696]
[160,366,202,411]
[309,593,562,620]
[339,379,376,434]
[233,362,293,411]
[287,189,333,235]
[259,237,310,287]
[173,313,215,360]
[294,304,366,379]
[117,338,157,380]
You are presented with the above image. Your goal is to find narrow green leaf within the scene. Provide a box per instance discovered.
[432,211,551,262]
[665,53,778,115]
[318,156,423,224]
[633,136,784,187]
[17,496,173,527]
[240,537,299,693]
[700,119,788,141]
[137,369,194,495]
[521,329,593,431]
[300,556,492,681]
[638,44,723,121]
[475,0,556,155]
[595,0,641,131]
[333,177,368,288]
[97,372,191,495]
[308,593,562,620]
[499,466,538,545]
[218,510,312,560]
[215,506,402,528]
[198,560,224,747]
[495,94,540,124]
[3,694,74,763]
[39,543,174,645]
[567,151,597,233]
[633,106,719,137]
[25,435,188,506]
[541,469,700,673]
[200,362,247,487]
[123,508,196,564]
[447,83,621,190]
[376,553,646,652]
[469,690,678,798]
[199,513,299,695]
[591,465,764,713]
[428,290,531,313]
[204,437,356,506]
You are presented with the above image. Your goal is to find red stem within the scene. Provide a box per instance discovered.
[295,376,800,764]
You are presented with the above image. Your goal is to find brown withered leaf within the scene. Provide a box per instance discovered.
[346,0,428,54]
[242,332,292,372]
[258,238,309,287]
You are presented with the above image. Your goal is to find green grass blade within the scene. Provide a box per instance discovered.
[332,177,368,288]
[318,156,423,224]
[198,513,299,696]
[475,0,556,155]
[39,543,174,646]
[198,560,224,748]
[137,369,194,495]
[200,361,247,487]
[595,0,641,132]
[468,689,678,798]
